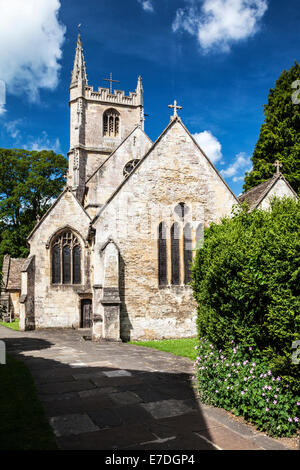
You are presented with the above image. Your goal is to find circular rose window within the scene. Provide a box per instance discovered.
[123,159,140,177]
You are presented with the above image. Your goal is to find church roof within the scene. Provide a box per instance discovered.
[1,255,25,291]
[238,173,297,211]
[91,116,239,225]
[27,186,91,242]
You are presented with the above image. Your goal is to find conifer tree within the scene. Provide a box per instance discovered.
[243,62,300,194]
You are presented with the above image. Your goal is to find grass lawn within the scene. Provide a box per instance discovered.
[0,354,57,450]
[129,337,198,361]
[0,319,19,331]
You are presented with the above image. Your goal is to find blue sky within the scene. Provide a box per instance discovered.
[0,0,299,195]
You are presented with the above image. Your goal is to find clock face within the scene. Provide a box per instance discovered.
[123,159,140,177]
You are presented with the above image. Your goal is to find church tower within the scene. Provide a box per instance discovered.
[68,32,145,202]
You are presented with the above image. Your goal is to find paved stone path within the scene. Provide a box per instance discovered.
[0,326,291,450]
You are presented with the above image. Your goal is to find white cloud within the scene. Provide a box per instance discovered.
[0,0,66,111]
[3,119,61,152]
[173,0,268,53]
[26,131,61,153]
[0,79,6,114]
[220,152,251,180]
[193,130,222,163]
[4,119,23,139]
[138,0,154,12]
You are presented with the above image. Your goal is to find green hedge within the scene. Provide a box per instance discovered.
[192,197,300,393]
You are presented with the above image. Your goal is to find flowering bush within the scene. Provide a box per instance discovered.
[195,339,299,437]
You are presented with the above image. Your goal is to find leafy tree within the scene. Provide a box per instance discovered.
[192,198,300,393]
[0,149,68,266]
[243,61,300,194]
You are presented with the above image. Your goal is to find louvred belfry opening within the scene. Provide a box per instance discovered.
[103,108,120,137]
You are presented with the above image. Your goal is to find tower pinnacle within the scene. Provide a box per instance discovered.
[136,76,144,106]
[70,31,88,88]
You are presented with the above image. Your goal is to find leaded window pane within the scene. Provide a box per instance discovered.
[63,245,71,284]
[158,222,167,286]
[73,245,81,284]
[52,244,61,284]
[171,223,180,285]
[184,223,193,285]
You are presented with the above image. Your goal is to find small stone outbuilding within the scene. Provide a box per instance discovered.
[0,254,24,321]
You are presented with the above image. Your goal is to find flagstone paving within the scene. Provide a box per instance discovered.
[0,326,292,451]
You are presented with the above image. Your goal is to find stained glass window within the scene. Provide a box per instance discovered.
[51,231,81,285]
[52,244,61,284]
[184,223,193,285]
[171,222,180,285]
[158,222,167,286]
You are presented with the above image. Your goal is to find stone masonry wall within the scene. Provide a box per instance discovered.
[259,178,296,210]
[84,127,152,217]
[28,189,92,329]
[93,119,237,341]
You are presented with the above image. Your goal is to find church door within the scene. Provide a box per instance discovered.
[81,299,92,328]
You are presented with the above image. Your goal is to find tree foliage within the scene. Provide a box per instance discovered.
[243,61,300,194]
[192,198,300,393]
[0,148,68,265]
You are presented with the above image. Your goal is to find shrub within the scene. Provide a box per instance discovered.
[195,338,299,437]
[192,197,300,393]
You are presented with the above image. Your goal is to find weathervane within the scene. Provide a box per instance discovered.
[168,99,182,119]
[103,72,120,95]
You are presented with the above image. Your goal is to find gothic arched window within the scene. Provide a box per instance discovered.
[51,231,81,285]
[184,223,193,285]
[158,222,167,286]
[103,108,120,137]
[196,223,204,250]
[157,205,195,287]
[171,222,180,285]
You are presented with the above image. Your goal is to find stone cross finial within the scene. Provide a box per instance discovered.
[273,159,282,175]
[168,100,182,118]
[103,72,120,95]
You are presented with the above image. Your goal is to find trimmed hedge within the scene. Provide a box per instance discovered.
[192,197,300,393]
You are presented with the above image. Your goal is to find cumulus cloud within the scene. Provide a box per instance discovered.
[138,0,154,12]
[173,0,268,53]
[4,119,23,139]
[26,131,61,153]
[3,119,61,152]
[0,0,66,111]
[193,130,223,163]
[0,79,6,115]
[220,152,251,181]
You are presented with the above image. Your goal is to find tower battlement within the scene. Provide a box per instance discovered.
[84,86,140,107]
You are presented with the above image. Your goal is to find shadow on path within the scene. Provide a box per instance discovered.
[1,333,217,451]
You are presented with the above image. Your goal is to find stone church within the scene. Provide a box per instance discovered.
[1,34,297,341]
